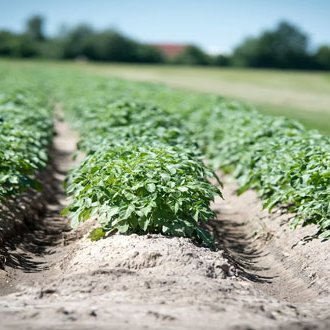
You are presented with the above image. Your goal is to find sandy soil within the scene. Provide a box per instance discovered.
[0,118,329,330]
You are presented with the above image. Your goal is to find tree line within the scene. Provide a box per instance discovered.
[0,16,329,70]
[0,16,164,63]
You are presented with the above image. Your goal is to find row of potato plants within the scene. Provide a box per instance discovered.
[86,78,329,239]
[2,64,328,241]
[59,78,222,246]
[0,69,53,200]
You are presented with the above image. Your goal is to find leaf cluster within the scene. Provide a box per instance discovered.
[64,144,220,245]
[82,77,330,239]
[61,84,221,246]
[0,86,53,198]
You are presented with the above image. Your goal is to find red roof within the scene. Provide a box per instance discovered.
[150,44,187,58]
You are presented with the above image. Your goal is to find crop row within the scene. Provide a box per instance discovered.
[78,77,329,239]
[0,71,53,199]
[2,64,328,241]
[60,81,222,245]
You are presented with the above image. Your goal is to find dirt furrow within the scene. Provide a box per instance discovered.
[211,176,330,303]
[0,113,78,292]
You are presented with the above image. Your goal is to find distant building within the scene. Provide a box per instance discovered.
[150,43,188,59]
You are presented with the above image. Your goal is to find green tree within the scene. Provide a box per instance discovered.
[26,15,45,41]
[231,21,312,69]
[213,54,230,66]
[173,45,211,65]
[314,45,330,70]
[135,44,164,63]
[0,30,38,57]
[89,30,137,61]
[0,31,17,56]
[62,24,95,59]
[61,27,164,63]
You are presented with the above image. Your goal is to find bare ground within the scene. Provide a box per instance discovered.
[0,118,329,330]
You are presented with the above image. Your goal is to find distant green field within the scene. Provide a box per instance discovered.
[81,63,330,134]
[2,59,330,134]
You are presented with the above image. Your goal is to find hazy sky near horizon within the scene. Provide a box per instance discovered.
[0,0,329,53]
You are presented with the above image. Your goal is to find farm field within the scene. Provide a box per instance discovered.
[4,59,330,134]
[0,60,330,329]
[82,62,330,134]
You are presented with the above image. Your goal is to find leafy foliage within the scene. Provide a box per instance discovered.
[81,77,330,239]
[3,64,327,241]
[64,144,220,245]
[0,79,53,198]
[189,103,330,237]
[70,99,196,154]
[60,80,221,246]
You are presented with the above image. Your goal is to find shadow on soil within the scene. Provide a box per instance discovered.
[207,217,275,283]
[0,148,71,273]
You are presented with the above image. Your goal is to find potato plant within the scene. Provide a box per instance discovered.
[64,144,221,245]
[0,84,53,199]
[72,99,197,155]
[60,82,222,246]
[188,103,330,238]
[85,77,330,239]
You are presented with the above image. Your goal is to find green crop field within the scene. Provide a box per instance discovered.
[3,59,330,134]
[83,63,330,135]
[1,59,329,241]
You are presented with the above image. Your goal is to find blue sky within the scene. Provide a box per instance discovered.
[0,0,329,53]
